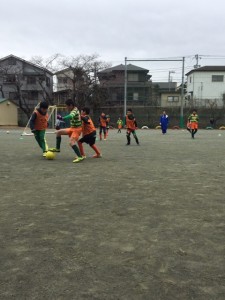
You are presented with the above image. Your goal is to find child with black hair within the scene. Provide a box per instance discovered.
[49,99,84,163]
[78,107,102,158]
[125,109,139,145]
[188,109,199,139]
[30,101,49,157]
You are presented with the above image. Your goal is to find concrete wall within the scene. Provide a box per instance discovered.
[0,101,18,126]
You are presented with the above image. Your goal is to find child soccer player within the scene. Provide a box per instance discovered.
[106,114,110,136]
[125,109,139,145]
[117,117,123,133]
[78,107,102,158]
[49,99,84,163]
[30,101,49,157]
[160,111,169,134]
[98,112,107,140]
[186,121,191,133]
[188,109,199,139]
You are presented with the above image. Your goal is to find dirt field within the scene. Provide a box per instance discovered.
[0,128,225,300]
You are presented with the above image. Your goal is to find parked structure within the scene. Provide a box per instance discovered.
[0,98,18,126]
[186,66,225,107]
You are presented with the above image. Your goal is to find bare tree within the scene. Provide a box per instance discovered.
[55,54,111,108]
[30,54,61,105]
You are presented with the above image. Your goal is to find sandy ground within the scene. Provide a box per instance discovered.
[0,128,225,300]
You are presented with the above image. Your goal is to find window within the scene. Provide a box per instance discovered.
[189,76,192,83]
[58,77,68,84]
[212,75,224,82]
[23,91,39,100]
[133,92,139,100]
[39,76,45,82]
[4,75,16,83]
[112,93,117,101]
[46,77,50,87]
[27,76,36,84]
[168,96,179,102]
[128,73,138,82]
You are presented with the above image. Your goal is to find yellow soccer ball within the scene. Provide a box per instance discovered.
[46,151,56,160]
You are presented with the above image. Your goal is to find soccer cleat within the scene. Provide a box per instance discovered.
[42,152,47,157]
[48,148,60,153]
[74,155,86,159]
[92,154,102,158]
[73,157,84,163]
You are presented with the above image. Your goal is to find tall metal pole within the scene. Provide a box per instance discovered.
[124,57,127,117]
[180,57,185,128]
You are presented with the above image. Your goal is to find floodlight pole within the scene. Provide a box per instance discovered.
[180,57,185,128]
[124,57,127,117]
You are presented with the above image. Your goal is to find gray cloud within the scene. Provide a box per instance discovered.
[1,0,225,81]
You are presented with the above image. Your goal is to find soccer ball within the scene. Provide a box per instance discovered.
[46,151,56,160]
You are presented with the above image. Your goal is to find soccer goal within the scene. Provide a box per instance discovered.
[21,104,68,136]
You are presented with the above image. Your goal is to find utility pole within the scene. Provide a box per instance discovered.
[180,57,185,128]
[194,54,201,69]
[124,57,127,117]
[168,70,175,91]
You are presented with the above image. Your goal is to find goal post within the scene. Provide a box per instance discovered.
[21,104,68,136]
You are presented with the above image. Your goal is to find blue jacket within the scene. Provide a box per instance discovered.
[160,114,169,126]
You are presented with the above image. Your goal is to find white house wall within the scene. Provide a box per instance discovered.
[187,71,225,106]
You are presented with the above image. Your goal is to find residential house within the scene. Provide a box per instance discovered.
[53,68,88,105]
[152,82,181,107]
[97,64,152,106]
[53,68,73,104]
[0,54,53,123]
[186,66,225,107]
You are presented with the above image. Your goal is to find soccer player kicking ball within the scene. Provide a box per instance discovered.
[125,109,139,145]
[30,101,49,157]
[188,109,199,139]
[78,107,102,158]
[49,99,84,163]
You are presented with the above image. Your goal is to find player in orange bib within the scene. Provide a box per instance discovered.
[48,99,84,163]
[188,109,199,139]
[125,108,139,145]
[29,101,49,157]
[78,107,102,158]
[99,112,107,140]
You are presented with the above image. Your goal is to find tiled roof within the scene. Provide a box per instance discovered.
[0,54,53,75]
[99,64,149,73]
[186,66,225,76]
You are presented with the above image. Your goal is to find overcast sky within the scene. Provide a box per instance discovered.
[1,0,225,81]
